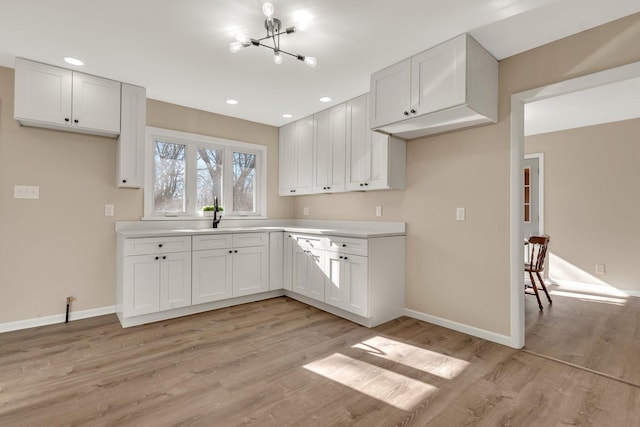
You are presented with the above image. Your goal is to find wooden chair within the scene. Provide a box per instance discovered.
[525,235,552,311]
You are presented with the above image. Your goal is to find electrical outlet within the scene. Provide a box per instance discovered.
[376,206,382,217]
[595,264,605,275]
[303,207,309,216]
[456,207,465,221]
[105,204,114,216]
[14,185,39,199]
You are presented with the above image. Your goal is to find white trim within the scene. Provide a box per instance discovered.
[524,152,545,235]
[404,308,514,347]
[0,305,116,334]
[623,290,640,297]
[510,60,640,351]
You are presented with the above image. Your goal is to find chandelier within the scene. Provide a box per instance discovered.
[229,2,317,67]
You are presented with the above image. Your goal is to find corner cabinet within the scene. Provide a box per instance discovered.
[370,33,498,139]
[284,233,405,327]
[280,94,406,196]
[14,58,121,137]
[345,94,406,191]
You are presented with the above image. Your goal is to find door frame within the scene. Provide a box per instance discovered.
[509,60,640,348]
[524,153,544,236]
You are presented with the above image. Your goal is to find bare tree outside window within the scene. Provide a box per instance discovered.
[233,152,256,212]
[196,148,223,211]
[154,141,185,212]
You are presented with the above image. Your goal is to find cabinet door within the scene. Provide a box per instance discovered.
[14,58,73,125]
[307,248,325,302]
[328,104,347,192]
[269,232,284,291]
[324,252,344,308]
[295,116,314,194]
[367,131,390,190]
[160,252,192,310]
[192,249,233,304]
[343,255,369,317]
[369,59,411,128]
[233,246,269,297]
[117,84,146,188]
[279,122,297,195]
[72,72,121,133]
[123,254,160,317]
[292,244,309,295]
[313,109,330,192]
[411,35,466,117]
[345,94,371,190]
[283,234,294,291]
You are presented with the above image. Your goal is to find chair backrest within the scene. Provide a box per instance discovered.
[527,235,550,272]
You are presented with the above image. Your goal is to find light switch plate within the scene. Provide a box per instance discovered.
[595,264,605,275]
[456,207,465,221]
[376,206,382,217]
[303,207,309,216]
[14,185,39,199]
[105,204,114,216]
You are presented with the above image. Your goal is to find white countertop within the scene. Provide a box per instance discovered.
[115,220,406,239]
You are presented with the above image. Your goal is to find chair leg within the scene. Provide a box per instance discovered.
[529,271,543,311]
[536,272,552,304]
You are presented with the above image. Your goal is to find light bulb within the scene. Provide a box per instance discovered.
[304,56,317,67]
[262,2,275,18]
[274,52,283,65]
[229,42,243,53]
[235,33,250,43]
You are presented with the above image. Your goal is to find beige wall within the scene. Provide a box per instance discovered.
[0,67,291,323]
[293,13,640,336]
[526,119,640,291]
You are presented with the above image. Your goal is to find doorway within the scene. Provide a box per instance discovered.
[509,60,640,349]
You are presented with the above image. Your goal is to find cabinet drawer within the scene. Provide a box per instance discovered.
[193,234,234,251]
[233,232,269,248]
[124,236,191,256]
[326,236,368,256]
[289,234,326,251]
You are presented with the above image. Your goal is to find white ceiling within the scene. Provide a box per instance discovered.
[1,0,639,127]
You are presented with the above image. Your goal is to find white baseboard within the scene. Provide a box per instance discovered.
[404,308,515,348]
[623,289,640,297]
[0,306,116,334]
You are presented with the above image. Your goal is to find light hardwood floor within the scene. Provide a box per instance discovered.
[1,297,639,426]
[525,282,640,386]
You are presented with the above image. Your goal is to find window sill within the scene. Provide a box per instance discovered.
[141,215,268,221]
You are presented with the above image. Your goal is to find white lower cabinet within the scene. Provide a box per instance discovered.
[292,245,325,302]
[286,233,404,326]
[325,252,368,317]
[191,233,269,302]
[122,237,191,317]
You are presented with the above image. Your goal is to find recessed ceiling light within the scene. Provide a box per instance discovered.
[319,97,332,103]
[226,99,238,105]
[64,57,84,66]
[282,113,293,118]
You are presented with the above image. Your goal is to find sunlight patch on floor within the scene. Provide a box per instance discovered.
[549,289,627,305]
[304,353,438,411]
[351,336,469,380]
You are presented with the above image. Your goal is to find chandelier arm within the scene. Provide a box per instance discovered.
[254,42,299,59]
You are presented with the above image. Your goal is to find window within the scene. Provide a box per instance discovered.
[145,127,267,219]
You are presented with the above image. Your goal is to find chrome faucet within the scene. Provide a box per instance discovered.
[212,196,222,228]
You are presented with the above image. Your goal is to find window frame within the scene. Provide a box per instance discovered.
[144,126,267,220]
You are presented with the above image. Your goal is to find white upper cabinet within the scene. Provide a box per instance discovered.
[313,104,346,193]
[117,84,146,188]
[369,34,498,139]
[279,122,297,195]
[346,94,406,191]
[14,58,121,137]
[279,117,313,196]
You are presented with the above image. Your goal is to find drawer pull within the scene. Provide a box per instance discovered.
[158,244,163,248]
[162,256,167,260]
[342,244,347,247]
[155,256,159,260]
